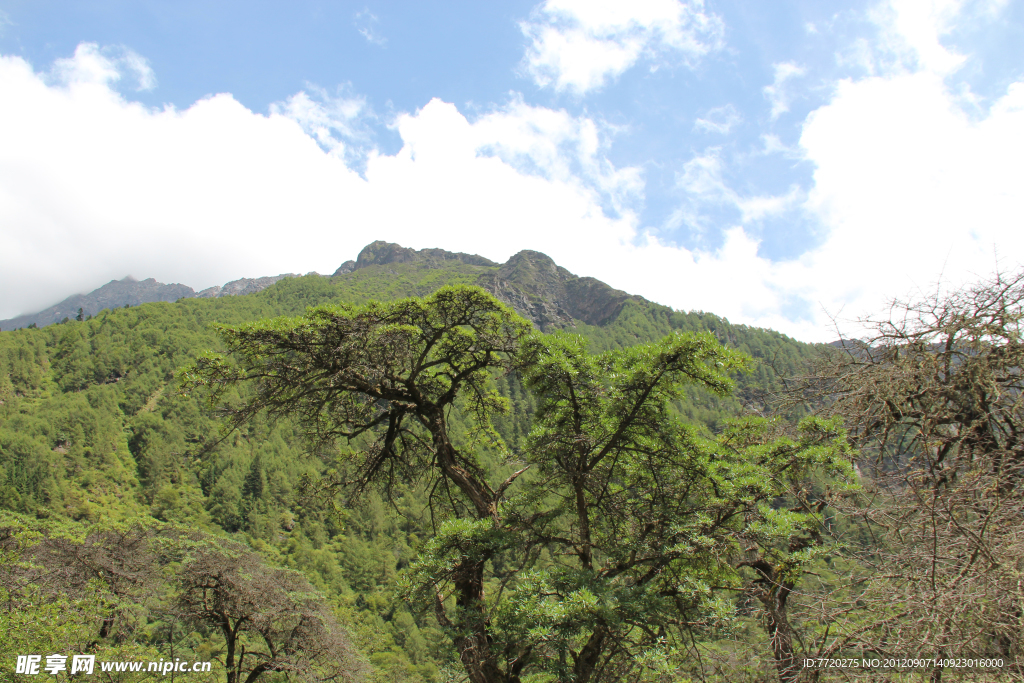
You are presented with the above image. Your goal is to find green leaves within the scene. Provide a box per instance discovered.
[486,330,857,680]
[399,517,511,602]
[175,284,860,681]
[181,286,535,500]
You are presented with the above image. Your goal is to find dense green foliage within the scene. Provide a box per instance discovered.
[0,263,826,682]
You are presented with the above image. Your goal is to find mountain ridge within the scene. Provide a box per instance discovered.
[338,240,647,330]
[2,241,647,333]
[0,277,195,331]
[0,273,302,331]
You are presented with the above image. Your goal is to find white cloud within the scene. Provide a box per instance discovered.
[270,85,374,165]
[666,147,727,237]
[874,0,968,74]
[693,104,741,134]
[3,7,1022,346]
[354,9,386,46]
[850,0,1007,78]
[50,42,156,91]
[763,62,805,120]
[670,147,804,233]
[520,0,723,94]
[470,96,644,215]
[0,47,639,320]
[665,0,1024,339]
[760,134,790,155]
[794,70,1024,331]
[738,186,805,223]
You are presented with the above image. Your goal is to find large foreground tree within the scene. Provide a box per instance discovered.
[183,286,854,683]
[183,286,534,683]
[483,332,853,683]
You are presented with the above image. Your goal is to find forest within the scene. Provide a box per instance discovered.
[1,258,1020,683]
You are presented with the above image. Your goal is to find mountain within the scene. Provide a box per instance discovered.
[337,240,498,273]
[0,239,819,535]
[1,240,641,333]
[0,273,302,331]
[480,250,644,329]
[0,276,195,331]
[337,240,646,331]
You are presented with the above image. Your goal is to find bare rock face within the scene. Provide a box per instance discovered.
[563,277,641,327]
[478,250,644,331]
[336,241,645,331]
[337,241,499,273]
[191,274,307,300]
[218,275,298,297]
[332,261,356,276]
[195,274,298,298]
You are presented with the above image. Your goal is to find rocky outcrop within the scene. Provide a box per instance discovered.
[332,261,356,276]
[197,274,298,298]
[563,277,642,327]
[0,277,196,331]
[479,250,645,331]
[333,241,499,274]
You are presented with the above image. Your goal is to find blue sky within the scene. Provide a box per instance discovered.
[0,0,1022,340]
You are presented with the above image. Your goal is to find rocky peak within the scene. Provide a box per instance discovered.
[196,274,298,298]
[333,241,498,276]
[494,250,574,296]
[332,241,648,331]
[355,241,421,267]
[481,249,646,331]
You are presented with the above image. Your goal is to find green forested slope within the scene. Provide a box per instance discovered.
[0,257,822,682]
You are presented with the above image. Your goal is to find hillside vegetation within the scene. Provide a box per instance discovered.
[1,244,829,682]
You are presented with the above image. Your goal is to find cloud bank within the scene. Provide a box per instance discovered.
[1,0,1022,343]
[0,46,643,324]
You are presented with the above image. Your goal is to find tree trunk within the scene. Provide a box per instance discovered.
[572,629,606,683]
[221,614,238,683]
[428,410,512,682]
[742,560,799,683]
[765,597,798,683]
[434,561,513,683]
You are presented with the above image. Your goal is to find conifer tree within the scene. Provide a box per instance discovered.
[182,285,854,683]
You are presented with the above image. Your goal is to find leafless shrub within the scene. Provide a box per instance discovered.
[789,270,1024,681]
[175,539,365,683]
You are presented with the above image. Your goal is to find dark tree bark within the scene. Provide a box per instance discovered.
[740,559,798,683]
